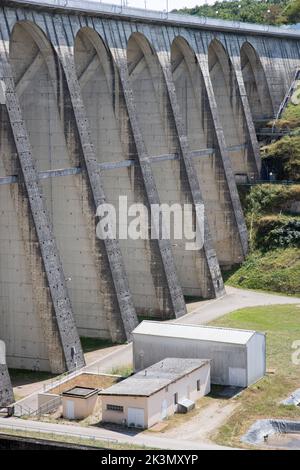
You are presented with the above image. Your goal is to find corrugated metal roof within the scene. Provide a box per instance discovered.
[132,321,258,345]
[100,358,209,397]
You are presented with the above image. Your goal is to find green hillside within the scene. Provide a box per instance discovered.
[174,0,300,26]
[224,183,300,295]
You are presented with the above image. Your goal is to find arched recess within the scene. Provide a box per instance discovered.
[171,36,243,266]
[74,27,174,319]
[0,68,55,371]
[127,32,213,299]
[240,42,274,126]
[208,38,256,177]
[8,22,123,349]
[0,21,68,372]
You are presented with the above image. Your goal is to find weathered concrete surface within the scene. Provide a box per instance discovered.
[73,24,180,319]
[0,17,84,373]
[0,1,299,373]
[0,339,13,407]
[171,36,246,267]
[0,363,14,407]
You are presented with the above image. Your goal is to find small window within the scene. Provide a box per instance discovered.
[197,379,201,391]
[107,404,124,412]
[174,393,178,405]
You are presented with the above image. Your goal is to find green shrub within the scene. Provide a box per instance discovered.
[261,136,300,181]
[175,0,289,26]
[283,0,300,24]
[245,184,300,215]
[282,101,300,126]
[273,102,300,130]
[255,215,284,239]
[256,216,300,249]
[266,219,300,248]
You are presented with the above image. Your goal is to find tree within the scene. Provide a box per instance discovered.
[283,0,300,23]
[174,0,290,26]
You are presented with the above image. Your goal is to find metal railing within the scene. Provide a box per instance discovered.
[12,365,83,417]
[32,396,62,417]
[256,127,290,137]
[237,180,299,186]
[0,422,118,448]
[13,403,36,417]
[42,363,84,393]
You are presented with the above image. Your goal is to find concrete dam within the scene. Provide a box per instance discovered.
[0,0,299,392]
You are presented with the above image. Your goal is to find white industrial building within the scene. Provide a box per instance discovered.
[133,321,266,388]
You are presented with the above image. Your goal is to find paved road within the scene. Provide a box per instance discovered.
[0,417,232,450]
[177,286,300,325]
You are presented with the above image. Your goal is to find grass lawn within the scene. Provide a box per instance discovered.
[109,365,133,377]
[80,337,116,353]
[223,247,300,296]
[209,303,300,448]
[9,369,56,387]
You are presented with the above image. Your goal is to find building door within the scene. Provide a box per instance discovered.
[161,399,168,420]
[127,407,145,428]
[66,400,75,419]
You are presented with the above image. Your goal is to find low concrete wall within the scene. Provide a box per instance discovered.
[0,434,101,450]
[37,393,61,414]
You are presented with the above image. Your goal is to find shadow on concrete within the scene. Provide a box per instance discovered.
[93,422,144,437]
[209,385,244,399]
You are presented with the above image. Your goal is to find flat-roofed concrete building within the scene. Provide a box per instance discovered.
[133,321,266,387]
[62,386,98,420]
[100,358,210,429]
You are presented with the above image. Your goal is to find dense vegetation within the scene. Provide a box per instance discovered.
[224,247,300,294]
[261,101,300,181]
[223,74,300,295]
[224,184,300,295]
[174,0,300,26]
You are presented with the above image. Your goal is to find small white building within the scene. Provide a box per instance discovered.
[62,386,98,420]
[133,321,266,388]
[100,358,211,429]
